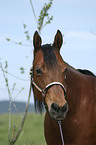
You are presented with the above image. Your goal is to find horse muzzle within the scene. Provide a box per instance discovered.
[49,102,68,121]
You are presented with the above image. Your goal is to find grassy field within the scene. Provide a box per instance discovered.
[0,113,46,145]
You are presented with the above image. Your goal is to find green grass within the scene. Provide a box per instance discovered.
[0,113,46,145]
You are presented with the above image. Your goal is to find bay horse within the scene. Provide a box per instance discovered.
[30,30,96,145]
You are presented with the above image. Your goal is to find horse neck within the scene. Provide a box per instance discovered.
[65,67,84,111]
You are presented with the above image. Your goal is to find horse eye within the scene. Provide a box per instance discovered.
[36,68,42,75]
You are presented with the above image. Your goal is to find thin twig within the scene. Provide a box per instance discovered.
[3,69,29,81]
[12,102,23,118]
[11,88,24,118]
[90,31,96,37]
[10,84,31,145]
[30,0,38,26]
[0,61,12,142]
[6,39,32,47]
[8,95,12,143]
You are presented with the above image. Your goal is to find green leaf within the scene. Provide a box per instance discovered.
[20,67,25,74]
[5,61,8,69]
[18,42,22,45]
[6,38,11,41]
[24,31,28,34]
[26,35,30,40]
[5,77,8,83]
[23,24,27,29]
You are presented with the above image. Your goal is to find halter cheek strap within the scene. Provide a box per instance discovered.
[32,79,43,93]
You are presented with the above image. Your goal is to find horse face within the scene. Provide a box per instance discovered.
[33,30,68,121]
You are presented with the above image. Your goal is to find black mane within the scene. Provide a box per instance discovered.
[77,69,95,77]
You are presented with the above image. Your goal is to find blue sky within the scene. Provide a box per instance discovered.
[0,0,96,102]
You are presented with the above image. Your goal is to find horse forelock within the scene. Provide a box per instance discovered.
[41,44,58,69]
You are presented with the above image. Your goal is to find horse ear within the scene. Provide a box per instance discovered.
[33,31,42,52]
[53,30,63,51]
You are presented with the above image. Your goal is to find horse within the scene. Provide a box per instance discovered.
[30,30,96,145]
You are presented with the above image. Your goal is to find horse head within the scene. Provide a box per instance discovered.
[32,30,68,121]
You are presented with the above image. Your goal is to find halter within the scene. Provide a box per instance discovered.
[30,66,66,101]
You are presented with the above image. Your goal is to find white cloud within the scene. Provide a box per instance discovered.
[63,30,96,51]
[65,31,93,39]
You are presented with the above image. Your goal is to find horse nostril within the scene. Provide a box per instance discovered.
[62,103,68,113]
[51,103,60,112]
